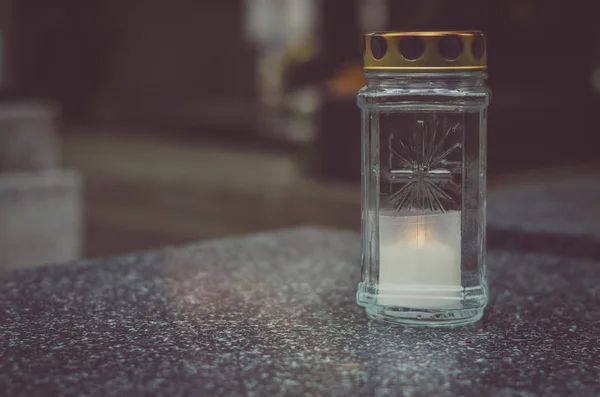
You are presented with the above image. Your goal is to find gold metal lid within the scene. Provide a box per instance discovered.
[364,31,486,72]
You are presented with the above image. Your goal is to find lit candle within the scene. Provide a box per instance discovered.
[377,211,462,309]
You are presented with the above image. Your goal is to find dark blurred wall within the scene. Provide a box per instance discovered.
[108,0,256,126]
[486,0,597,173]
[10,0,117,117]
[10,0,257,125]
[0,0,13,91]
[322,0,361,68]
[317,0,361,181]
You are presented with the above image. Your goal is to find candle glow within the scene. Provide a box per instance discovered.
[377,211,462,309]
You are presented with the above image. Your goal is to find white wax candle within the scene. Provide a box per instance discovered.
[378,211,462,309]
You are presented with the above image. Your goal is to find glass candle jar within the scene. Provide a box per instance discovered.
[356,31,490,326]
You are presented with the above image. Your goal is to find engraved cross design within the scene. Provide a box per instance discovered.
[388,118,462,213]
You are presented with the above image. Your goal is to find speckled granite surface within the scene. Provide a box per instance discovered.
[1,176,599,396]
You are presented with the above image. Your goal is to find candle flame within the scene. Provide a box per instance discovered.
[415,216,426,248]
[400,215,429,248]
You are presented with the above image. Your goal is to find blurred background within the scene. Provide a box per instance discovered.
[0,0,599,269]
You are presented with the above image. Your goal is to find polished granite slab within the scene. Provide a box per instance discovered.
[0,176,599,396]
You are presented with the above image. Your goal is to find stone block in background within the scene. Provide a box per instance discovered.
[0,101,59,171]
[0,170,82,270]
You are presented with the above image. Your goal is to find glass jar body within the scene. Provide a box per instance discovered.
[356,71,490,326]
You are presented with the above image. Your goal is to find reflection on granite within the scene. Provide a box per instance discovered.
[0,176,599,396]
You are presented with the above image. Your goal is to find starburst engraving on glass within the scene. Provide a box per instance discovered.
[387,117,462,213]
